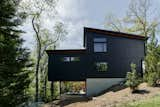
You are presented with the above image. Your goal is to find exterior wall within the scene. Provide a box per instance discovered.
[86,78,124,96]
[85,31,145,78]
[47,29,145,81]
[48,53,92,81]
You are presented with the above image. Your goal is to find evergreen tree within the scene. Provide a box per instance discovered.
[125,63,141,93]
[0,0,32,106]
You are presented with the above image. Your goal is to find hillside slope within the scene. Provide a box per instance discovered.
[44,83,160,107]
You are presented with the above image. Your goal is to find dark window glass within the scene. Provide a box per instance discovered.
[61,57,80,62]
[62,57,70,62]
[94,38,107,52]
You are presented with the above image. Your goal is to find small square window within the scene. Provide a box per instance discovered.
[71,57,80,61]
[61,57,80,62]
[96,62,108,72]
[94,38,107,52]
[62,57,70,62]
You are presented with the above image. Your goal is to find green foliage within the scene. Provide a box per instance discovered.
[61,82,85,94]
[146,72,159,87]
[144,30,160,86]
[61,82,73,93]
[40,82,59,102]
[0,0,32,107]
[53,82,60,99]
[125,63,141,92]
[96,62,108,72]
[105,0,159,37]
[120,95,160,107]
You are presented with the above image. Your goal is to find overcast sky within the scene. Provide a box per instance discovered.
[22,0,160,50]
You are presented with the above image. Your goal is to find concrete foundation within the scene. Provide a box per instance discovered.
[86,78,124,96]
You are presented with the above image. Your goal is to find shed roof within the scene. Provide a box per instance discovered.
[84,27,148,40]
[47,27,148,54]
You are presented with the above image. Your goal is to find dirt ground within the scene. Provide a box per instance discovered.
[43,83,160,107]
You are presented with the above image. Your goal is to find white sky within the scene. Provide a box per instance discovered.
[22,0,160,50]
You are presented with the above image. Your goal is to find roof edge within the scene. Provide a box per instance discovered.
[84,27,148,40]
[46,49,87,54]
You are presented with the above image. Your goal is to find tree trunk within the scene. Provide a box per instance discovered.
[32,16,42,102]
[35,52,41,102]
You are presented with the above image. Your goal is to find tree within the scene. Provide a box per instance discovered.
[19,0,67,102]
[144,29,160,86]
[37,23,67,101]
[0,0,32,106]
[125,63,141,93]
[105,0,159,37]
[32,16,67,102]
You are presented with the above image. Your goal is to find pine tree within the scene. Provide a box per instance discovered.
[0,0,32,106]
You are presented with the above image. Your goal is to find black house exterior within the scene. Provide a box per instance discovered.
[46,27,146,96]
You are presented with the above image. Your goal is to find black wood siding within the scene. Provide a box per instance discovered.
[85,31,145,78]
[47,29,145,81]
[48,53,92,81]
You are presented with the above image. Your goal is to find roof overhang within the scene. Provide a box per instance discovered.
[46,49,87,54]
[84,27,148,47]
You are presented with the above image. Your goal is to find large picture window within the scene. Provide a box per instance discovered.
[96,62,108,72]
[94,38,107,52]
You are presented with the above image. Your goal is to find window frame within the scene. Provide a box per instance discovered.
[70,57,80,62]
[95,62,108,72]
[93,38,107,53]
[62,57,70,62]
[61,56,80,62]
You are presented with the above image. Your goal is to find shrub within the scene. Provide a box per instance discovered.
[125,63,141,93]
[146,72,159,86]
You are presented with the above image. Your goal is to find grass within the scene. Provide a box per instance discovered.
[120,95,160,107]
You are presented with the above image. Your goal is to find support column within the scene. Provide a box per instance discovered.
[51,81,54,100]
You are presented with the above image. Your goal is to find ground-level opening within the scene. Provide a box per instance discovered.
[50,81,89,107]
[60,81,86,95]
[51,81,86,100]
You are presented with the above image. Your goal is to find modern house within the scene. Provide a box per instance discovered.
[46,27,147,96]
